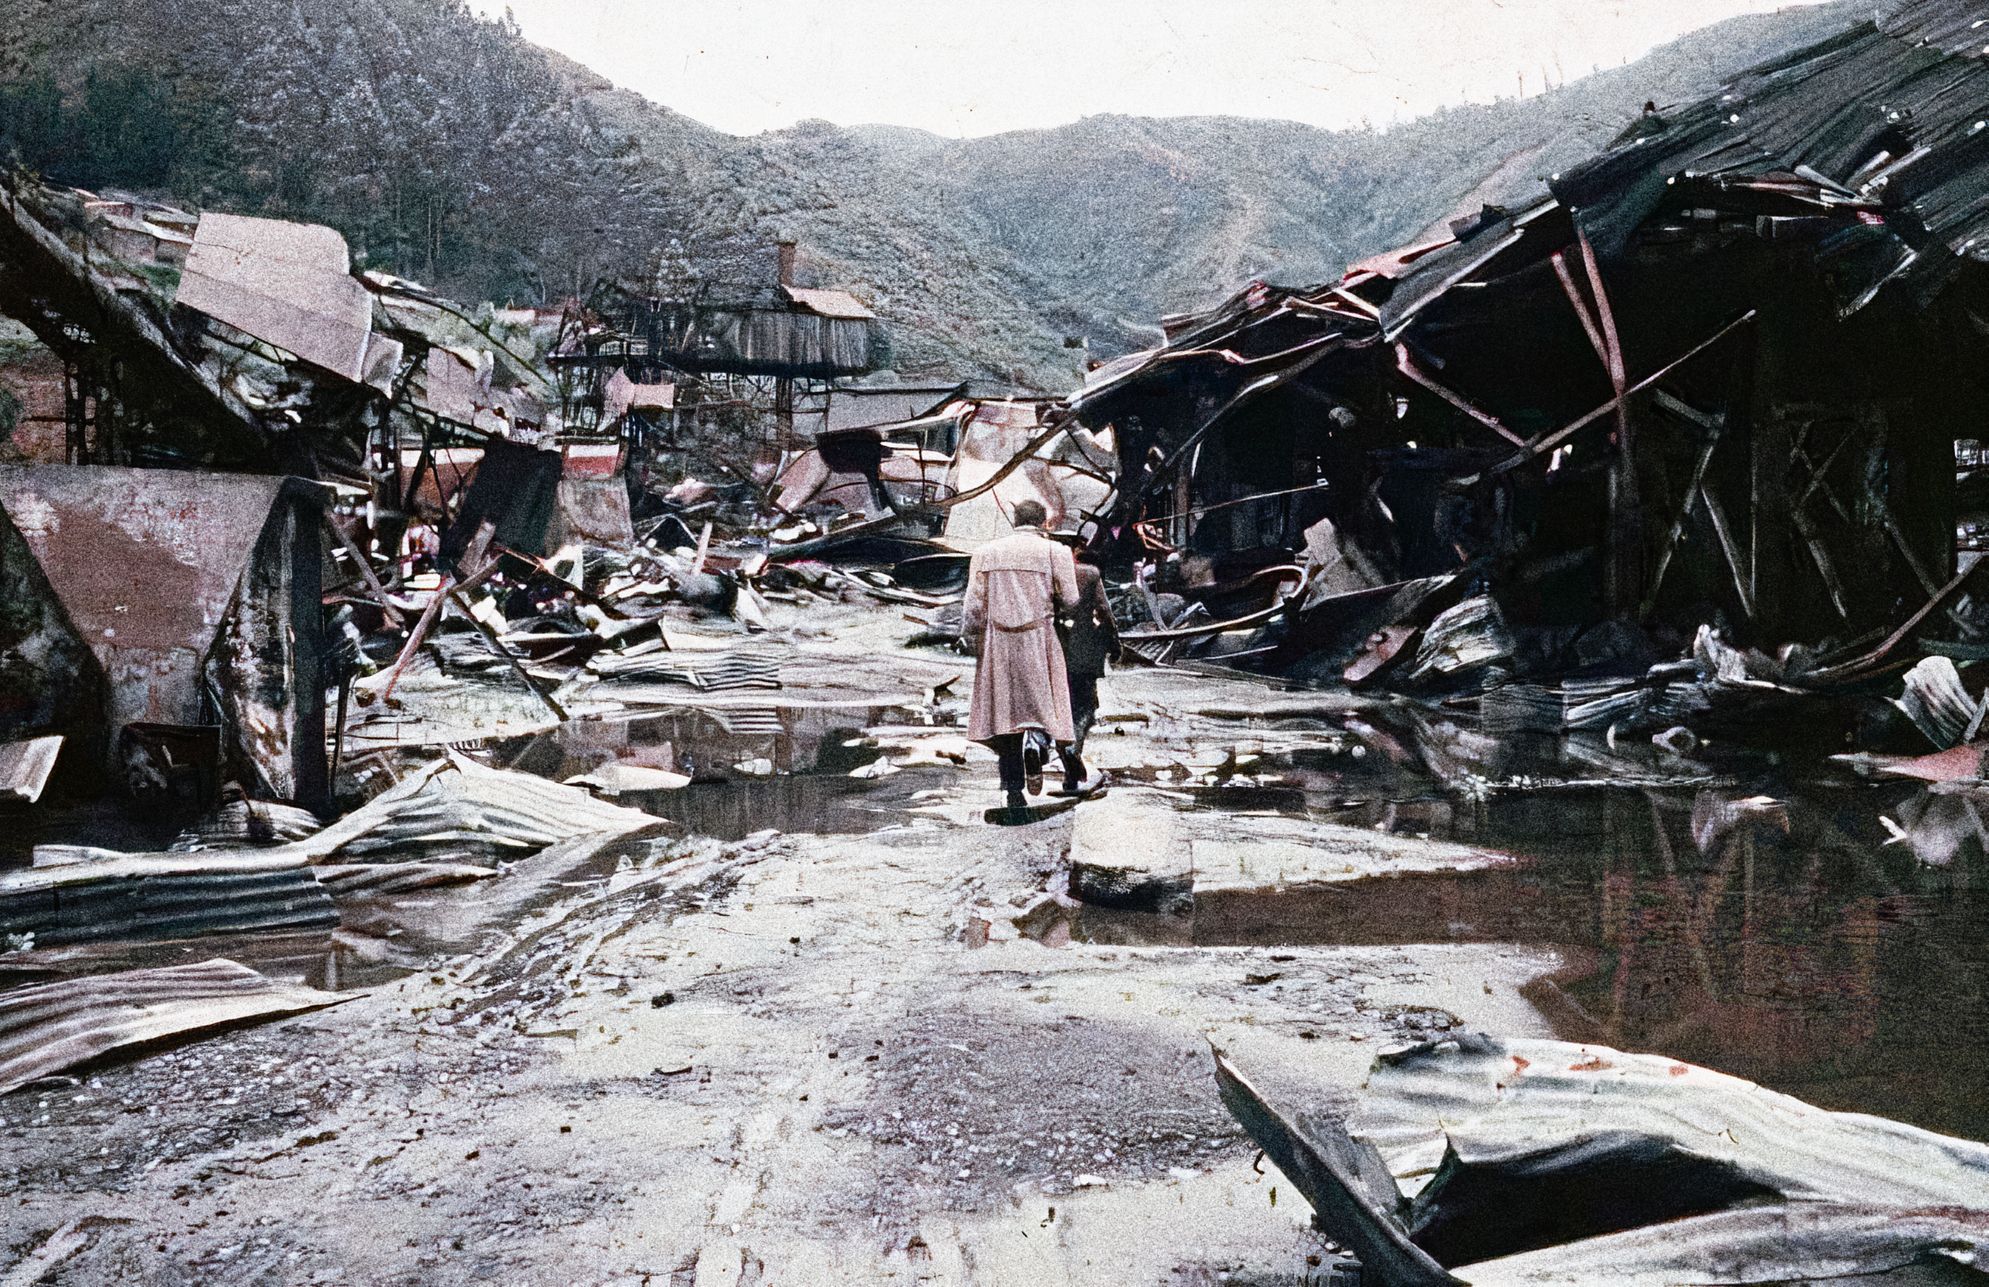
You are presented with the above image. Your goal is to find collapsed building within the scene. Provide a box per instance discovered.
[1061,0,1989,713]
[0,182,575,807]
[769,391,1112,548]
[552,241,884,471]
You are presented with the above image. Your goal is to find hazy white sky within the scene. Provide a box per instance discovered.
[471,0,1832,138]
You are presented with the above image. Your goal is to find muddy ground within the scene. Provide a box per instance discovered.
[0,601,1935,1284]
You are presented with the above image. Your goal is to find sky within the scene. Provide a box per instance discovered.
[470,0,1833,139]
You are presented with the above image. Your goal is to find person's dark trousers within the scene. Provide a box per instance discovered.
[1058,674,1101,785]
[989,733,1025,798]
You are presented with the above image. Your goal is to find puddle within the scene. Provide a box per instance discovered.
[495,702,918,779]
[1,702,949,998]
[490,702,945,839]
[662,768,958,841]
[1083,769,1989,1142]
[0,797,191,866]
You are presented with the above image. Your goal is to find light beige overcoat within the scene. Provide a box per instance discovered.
[962,527,1079,743]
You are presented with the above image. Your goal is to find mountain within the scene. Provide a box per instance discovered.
[0,0,1864,389]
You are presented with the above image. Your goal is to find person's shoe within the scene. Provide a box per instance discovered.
[1021,733,1047,795]
[1004,790,1029,812]
[1051,756,1087,796]
[1054,770,1109,797]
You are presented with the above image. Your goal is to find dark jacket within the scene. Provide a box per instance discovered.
[1061,562,1120,678]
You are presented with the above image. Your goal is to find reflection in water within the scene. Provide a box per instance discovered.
[497,703,920,781]
[1089,713,1989,1142]
[0,702,946,1000]
[492,702,938,839]
[0,796,189,866]
[18,686,1984,1145]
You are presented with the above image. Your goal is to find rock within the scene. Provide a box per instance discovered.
[1067,794,1194,915]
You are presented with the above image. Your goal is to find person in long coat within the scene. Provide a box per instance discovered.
[962,499,1079,809]
[1054,546,1119,794]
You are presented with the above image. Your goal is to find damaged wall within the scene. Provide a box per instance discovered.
[0,499,106,775]
[0,466,327,808]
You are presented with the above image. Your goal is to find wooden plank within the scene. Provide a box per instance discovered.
[1808,557,1989,684]
[1577,230,1643,615]
[322,516,404,629]
[1640,427,1721,621]
[446,588,568,721]
[1393,344,1526,447]
[1481,312,1757,478]
[1213,1050,1462,1286]
[1701,484,1756,621]
[1793,436,1940,599]
[1549,251,1608,364]
[1789,506,1852,620]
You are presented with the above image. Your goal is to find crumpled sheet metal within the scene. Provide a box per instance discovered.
[313,862,496,896]
[176,212,381,384]
[1459,1203,1989,1287]
[0,735,62,803]
[1895,655,1978,749]
[1220,1035,1989,1285]
[586,646,783,691]
[0,958,347,1095]
[0,464,290,732]
[940,403,1109,546]
[292,752,660,866]
[1350,1034,1989,1210]
[1555,0,1989,277]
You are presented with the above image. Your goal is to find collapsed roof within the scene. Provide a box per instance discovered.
[1068,0,1989,666]
[0,182,562,474]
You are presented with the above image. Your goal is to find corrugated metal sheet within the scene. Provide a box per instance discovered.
[1556,1,1989,275]
[0,850,336,946]
[1878,0,1989,60]
[290,752,660,865]
[618,298,878,379]
[587,646,783,690]
[175,212,378,383]
[1349,1034,1989,1209]
[817,387,962,434]
[0,958,346,1094]
[313,862,495,896]
[1218,1038,1989,1285]
[1080,0,1989,444]
[1462,1204,1989,1286]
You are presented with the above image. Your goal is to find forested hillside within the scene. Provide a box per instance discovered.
[0,0,1860,387]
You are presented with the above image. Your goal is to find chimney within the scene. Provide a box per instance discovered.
[776,240,797,288]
